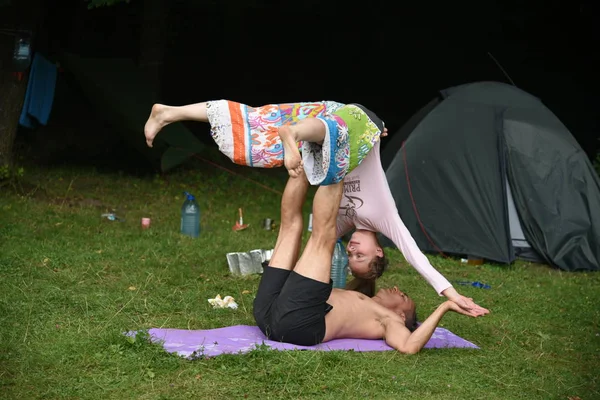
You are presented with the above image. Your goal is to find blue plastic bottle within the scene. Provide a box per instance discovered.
[181,192,200,238]
[331,239,349,289]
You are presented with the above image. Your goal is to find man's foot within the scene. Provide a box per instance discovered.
[144,104,170,148]
[279,125,303,178]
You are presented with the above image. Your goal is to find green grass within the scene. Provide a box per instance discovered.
[1,151,599,400]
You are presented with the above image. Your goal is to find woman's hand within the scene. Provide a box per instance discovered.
[441,287,490,317]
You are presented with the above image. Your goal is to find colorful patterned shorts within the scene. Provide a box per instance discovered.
[206,100,383,185]
[206,100,343,168]
[304,104,383,185]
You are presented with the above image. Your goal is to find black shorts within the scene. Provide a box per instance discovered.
[253,264,333,346]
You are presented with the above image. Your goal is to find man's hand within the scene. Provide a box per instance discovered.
[441,287,490,317]
[444,300,482,317]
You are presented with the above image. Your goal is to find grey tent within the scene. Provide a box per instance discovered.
[381,81,600,272]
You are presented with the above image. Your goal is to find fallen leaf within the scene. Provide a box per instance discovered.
[96,250,102,254]
[55,222,63,226]
[43,258,49,264]
[242,290,251,295]
[128,286,137,291]
[536,331,551,340]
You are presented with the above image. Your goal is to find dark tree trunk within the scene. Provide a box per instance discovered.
[0,0,45,168]
[0,65,27,168]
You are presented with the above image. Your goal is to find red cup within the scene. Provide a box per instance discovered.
[141,217,151,229]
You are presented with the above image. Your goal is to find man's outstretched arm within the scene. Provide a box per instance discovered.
[383,301,471,354]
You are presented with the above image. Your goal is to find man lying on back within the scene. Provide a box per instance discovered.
[253,171,477,353]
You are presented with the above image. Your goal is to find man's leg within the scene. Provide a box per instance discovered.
[268,172,310,271]
[292,181,344,283]
[278,118,326,178]
[257,177,342,346]
[253,172,310,331]
[144,102,209,147]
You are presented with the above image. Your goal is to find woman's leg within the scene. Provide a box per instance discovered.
[144,102,210,147]
[278,118,326,178]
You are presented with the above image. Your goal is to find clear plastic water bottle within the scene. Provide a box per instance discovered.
[331,239,348,289]
[181,191,200,238]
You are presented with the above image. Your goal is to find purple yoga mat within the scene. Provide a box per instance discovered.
[139,325,478,359]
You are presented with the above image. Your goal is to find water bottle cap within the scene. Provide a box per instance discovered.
[183,191,195,201]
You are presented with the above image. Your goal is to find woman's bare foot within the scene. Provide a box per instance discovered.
[144,104,170,147]
[278,125,303,178]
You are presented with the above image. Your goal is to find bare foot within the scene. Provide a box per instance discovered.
[279,125,303,178]
[144,104,170,147]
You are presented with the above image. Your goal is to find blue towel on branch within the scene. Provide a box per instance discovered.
[19,53,58,129]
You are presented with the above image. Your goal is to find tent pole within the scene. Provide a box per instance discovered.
[487,52,517,87]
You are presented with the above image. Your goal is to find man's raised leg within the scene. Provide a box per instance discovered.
[267,171,310,271]
[145,102,209,148]
[253,172,310,329]
[292,181,344,283]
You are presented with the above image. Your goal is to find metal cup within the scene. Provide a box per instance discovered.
[263,218,273,230]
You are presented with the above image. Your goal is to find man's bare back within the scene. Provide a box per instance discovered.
[324,289,403,342]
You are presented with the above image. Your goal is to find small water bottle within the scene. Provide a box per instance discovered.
[331,239,348,289]
[181,191,200,238]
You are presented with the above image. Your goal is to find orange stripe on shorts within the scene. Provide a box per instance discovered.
[228,101,248,166]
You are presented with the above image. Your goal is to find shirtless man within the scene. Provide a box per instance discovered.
[253,171,476,352]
